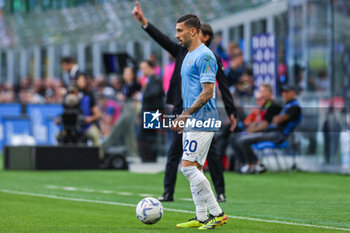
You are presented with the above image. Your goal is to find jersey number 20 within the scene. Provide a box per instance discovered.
[184,140,197,152]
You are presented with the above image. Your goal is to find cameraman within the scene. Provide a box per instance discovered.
[76,75,102,146]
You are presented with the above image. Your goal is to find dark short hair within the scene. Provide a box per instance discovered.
[200,24,214,46]
[176,14,201,34]
[281,84,297,92]
[60,57,76,64]
[142,60,155,68]
[243,67,254,77]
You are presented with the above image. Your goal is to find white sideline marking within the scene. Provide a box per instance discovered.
[138,193,155,197]
[63,187,77,191]
[45,185,194,201]
[1,189,349,232]
[180,198,193,201]
[80,188,94,193]
[99,190,113,194]
[45,185,160,199]
[117,192,132,196]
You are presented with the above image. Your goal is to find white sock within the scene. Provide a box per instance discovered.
[190,184,207,222]
[199,178,222,216]
[181,166,222,217]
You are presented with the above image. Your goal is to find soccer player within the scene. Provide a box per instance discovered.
[170,14,227,229]
[132,1,236,203]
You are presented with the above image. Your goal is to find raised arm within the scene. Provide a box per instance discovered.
[132,1,181,57]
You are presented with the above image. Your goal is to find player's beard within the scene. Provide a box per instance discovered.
[183,38,192,49]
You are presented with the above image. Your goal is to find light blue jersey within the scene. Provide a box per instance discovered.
[181,43,220,131]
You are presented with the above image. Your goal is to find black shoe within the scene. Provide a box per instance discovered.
[216,193,226,202]
[158,193,174,202]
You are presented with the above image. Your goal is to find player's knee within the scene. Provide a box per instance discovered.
[181,166,206,186]
[181,166,200,183]
[181,166,197,178]
[181,159,197,167]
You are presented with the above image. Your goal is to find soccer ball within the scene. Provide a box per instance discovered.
[136,197,163,224]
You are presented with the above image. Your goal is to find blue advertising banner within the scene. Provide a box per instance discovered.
[46,116,61,145]
[26,104,63,145]
[252,33,277,95]
[0,103,22,150]
[2,117,32,145]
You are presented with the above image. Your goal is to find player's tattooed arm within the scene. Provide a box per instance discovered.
[183,83,214,116]
[171,83,214,133]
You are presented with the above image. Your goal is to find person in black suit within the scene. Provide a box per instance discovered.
[138,60,165,162]
[60,57,85,86]
[140,60,164,112]
[132,1,237,202]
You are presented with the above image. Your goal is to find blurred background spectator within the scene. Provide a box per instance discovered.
[101,67,141,158]
[137,60,164,162]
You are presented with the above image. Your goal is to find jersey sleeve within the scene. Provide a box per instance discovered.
[198,53,217,84]
[285,105,301,121]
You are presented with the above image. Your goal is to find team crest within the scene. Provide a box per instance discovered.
[204,55,213,62]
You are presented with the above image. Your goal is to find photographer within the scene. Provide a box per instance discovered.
[57,85,85,144]
[76,75,102,146]
[57,75,102,146]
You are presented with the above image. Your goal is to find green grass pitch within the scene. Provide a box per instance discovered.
[0,155,349,233]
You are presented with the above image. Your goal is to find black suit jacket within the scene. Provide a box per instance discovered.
[142,74,164,111]
[143,23,236,117]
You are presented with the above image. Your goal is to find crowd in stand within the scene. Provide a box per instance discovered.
[0,77,66,104]
[0,42,256,106]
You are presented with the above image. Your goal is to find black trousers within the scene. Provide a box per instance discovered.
[233,132,286,163]
[217,123,245,165]
[138,130,158,162]
[163,130,225,196]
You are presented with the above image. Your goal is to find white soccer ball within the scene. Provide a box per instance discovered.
[136,197,164,224]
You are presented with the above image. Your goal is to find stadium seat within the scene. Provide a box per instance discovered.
[252,140,297,171]
[252,141,289,150]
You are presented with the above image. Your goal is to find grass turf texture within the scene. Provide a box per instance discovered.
[0,155,349,232]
